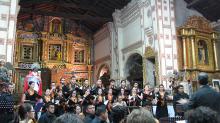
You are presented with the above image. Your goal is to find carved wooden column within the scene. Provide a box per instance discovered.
[211,32,219,71]
[186,37,191,68]
[213,39,219,71]
[191,37,196,69]
[63,41,67,62]
[87,65,93,85]
[182,36,187,69]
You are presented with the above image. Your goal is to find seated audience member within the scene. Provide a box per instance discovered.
[127,108,158,123]
[53,113,83,123]
[38,102,56,123]
[75,104,84,120]
[185,106,219,123]
[18,103,36,123]
[83,103,96,123]
[111,106,128,123]
[92,105,109,123]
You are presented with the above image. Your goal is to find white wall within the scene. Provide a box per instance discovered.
[93,23,112,82]
[112,0,148,81]
[175,0,203,27]
[122,18,141,49]
[0,0,19,62]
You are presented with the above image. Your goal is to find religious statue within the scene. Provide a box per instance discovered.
[49,45,62,61]
[49,18,62,34]
[198,40,208,64]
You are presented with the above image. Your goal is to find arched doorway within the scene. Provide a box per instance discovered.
[97,64,110,87]
[125,53,143,88]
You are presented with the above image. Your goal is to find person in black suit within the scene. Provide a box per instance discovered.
[188,72,220,112]
[179,72,220,114]
[173,85,189,116]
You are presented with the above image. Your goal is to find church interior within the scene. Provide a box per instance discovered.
[0,0,220,92]
[1,0,220,123]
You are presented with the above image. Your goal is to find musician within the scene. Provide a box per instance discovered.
[128,87,142,107]
[43,89,51,103]
[106,88,115,112]
[82,79,91,93]
[173,85,189,116]
[69,76,79,91]
[54,89,66,117]
[142,85,154,110]
[68,90,79,106]
[107,79,118,96]
[133,82,141,93]
[50,82,57,98]
[120,80,130,90]
[119,88,128,104]
[119,80,130,96]
[155,84,169,119]
[61,77,69,99]
[92,79,105,95]
[95,88,105,106]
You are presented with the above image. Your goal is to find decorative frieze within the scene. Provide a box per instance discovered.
[113,0,150,28]
[121,40,143,54]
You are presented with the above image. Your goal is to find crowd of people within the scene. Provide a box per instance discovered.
[0,61,220,123]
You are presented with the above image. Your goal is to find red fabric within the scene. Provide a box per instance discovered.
[23,71,42,96]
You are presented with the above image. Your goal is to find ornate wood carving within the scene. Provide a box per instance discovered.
[178,16,219,81]
[182,16,214,33]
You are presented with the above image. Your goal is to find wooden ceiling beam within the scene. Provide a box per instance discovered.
[19,0,112,17]
[19,8,112,22]
[187,0,206,8]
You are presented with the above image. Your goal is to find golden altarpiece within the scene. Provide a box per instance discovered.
[177,16,219,87]
[14,18,92,92]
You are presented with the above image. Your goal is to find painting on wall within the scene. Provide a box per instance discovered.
[74,49,85,63]
[21,45,34,61]
[49,44,62,61]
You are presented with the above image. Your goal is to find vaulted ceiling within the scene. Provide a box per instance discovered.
[18,0,131,32]
[184,0,220,22]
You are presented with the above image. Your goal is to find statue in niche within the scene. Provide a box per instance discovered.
[74,50,84,63]
[198,40,208,64]
[49,18,62,34]
[49,44,62,61]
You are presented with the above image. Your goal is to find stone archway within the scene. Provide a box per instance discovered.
[125,53,143,88]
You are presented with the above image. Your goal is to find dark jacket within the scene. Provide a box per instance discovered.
[173,92,189,116]
[188,85,220,113]
[91,116,106,123]
[174,92,189,107]
[84,113,95,123]
[38,112,56,123]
